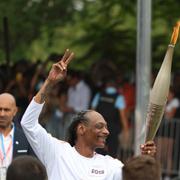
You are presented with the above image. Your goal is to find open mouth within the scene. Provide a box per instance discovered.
[98,136,107,144]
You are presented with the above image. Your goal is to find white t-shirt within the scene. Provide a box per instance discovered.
[21,99,123,180]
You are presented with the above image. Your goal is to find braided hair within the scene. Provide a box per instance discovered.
[67,110,93,146]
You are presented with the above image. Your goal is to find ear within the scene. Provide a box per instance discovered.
[77,123,86,136]
[13,106,18,117]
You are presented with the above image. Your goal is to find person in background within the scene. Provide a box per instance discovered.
[5,61,30,123]
[156,86,180,178]
[61,70,92,139]
[66,70,91,113]
[91,77,129,158]
[0,93,36,180]
[164,86,180,119]
[122,155,161,180]
[6,155,47,180]
[21,49,156,180]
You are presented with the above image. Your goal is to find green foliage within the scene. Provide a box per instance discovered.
[152,0,180,70]
[0,0,180,72]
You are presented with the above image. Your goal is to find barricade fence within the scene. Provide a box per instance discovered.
[155,118,180,180]
[117,118,180,180]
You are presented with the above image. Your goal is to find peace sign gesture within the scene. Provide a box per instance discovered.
[47,49,74,84]
[34,49,74,104]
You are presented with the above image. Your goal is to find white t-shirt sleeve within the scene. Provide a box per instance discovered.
[21,99,64,167]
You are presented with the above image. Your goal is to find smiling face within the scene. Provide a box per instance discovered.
[81,111,109,150]
[0,93,17,130]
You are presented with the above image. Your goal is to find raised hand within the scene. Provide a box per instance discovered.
[47,49,74,84]
[34,49,74,104]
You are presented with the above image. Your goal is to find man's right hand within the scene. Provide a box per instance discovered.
[34,49,74,104]
[47,49,74,84]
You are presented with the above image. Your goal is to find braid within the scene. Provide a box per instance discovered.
[67,110,92,146]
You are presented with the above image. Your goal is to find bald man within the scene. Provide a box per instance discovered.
[0,93,35,179]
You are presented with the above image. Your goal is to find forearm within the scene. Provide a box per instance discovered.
[34,79,54,104]
[122,120,129,132]
[119,110,129,132]
[21,99,55,163]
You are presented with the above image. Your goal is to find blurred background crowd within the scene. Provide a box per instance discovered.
[1,56,180,179]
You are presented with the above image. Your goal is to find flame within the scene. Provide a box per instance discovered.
[170,21,180,45]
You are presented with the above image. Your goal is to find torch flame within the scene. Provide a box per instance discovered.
[170,21,180,45]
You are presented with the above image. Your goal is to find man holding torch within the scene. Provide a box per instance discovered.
[20,49,156,180]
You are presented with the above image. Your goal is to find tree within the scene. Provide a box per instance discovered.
[0,0,180,71]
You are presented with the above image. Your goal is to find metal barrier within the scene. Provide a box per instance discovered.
[155,118,180,180]
[117,118,180,180]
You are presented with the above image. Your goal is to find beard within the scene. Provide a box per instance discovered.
[0,119,11,129]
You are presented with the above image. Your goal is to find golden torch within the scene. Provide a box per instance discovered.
[145,21,180,142]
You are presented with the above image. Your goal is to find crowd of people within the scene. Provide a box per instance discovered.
[0,51,137,155]
[0,49,180,179]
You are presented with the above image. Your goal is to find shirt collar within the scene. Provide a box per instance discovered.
[9,125,14,138]
[4,124,14,139]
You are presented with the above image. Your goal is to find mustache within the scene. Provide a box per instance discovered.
[0,125,6,128]
[0,119,7,122]
[0,117,8,120]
